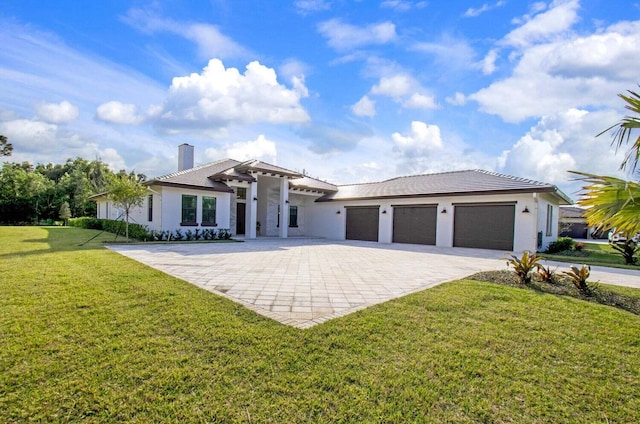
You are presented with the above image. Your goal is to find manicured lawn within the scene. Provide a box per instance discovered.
[540,242,640,269]
[1,227,639,423]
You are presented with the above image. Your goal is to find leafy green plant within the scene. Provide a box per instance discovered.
[563,265,592,295]
[536,264,558,284]
[505,250,542,285]
[546,237,575,254]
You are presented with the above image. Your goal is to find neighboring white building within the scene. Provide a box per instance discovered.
[92,144,572,252]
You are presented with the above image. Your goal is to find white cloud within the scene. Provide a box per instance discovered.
[0,117,125,170]
[392,121,443,152]
[227,134,278,163]
[123,8,249,60]
[368,73,437,110]
[499,108,626,187]
[35,101,79,123]
[351,95,376,117]
[471,18,640,122]
[411,34,478,70]
[96,101,144,125]
[502,0,580,48]
[151,59,310,131]
[481,49,499,75]
[446,92,467,106]
[371,74,413,98]
[463,1,506,18]
[294,0,330,15]
[403,93,438,109]
[381,1,427,12]
[317,19,397,51]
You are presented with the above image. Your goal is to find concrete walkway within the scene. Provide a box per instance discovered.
[109,238,640,329]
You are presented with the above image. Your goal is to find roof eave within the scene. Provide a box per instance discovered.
[315,187,567,203]
[147,181,234,193]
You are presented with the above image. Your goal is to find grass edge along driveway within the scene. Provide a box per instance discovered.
[1,226,639,423]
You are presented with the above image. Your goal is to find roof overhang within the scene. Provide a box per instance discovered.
[145,180,234,193]
[316,187,572,203]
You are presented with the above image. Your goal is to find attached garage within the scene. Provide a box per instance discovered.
[346,206,379,242]
[392,205,437,245]
[453,203,515,250]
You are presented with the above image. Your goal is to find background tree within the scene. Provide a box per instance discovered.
[0,135,12,156]
[0,162,54,223]
[59,201,71,226]
[107,172,148,240]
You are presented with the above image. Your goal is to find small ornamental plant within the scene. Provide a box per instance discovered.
[563,265,592,295]
[505,250,542,285]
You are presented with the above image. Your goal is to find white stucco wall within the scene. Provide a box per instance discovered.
[535,193,560,251]
[158,186,231,233]
[307,192,546,252]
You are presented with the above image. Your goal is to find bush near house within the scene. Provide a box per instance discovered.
[69,217,150,240]
[68,218,234,242]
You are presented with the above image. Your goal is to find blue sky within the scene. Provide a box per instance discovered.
[1,0,639,197]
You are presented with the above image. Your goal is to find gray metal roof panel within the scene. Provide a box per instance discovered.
[317,170,571,203]
[290,176,338,193]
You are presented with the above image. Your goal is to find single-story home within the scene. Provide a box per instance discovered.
[93,144,572,252]
[558,206,608,239]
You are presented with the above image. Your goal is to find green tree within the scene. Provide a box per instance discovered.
[572,87,640,264]
[107,173,147,240]
[0,162,53,223]
[0,135,12,156]
[59,201,71,226]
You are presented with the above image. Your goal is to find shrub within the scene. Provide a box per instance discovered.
[69,218,152,241]
[574,242,585,251]
[562,265,592,295]
[505,250,542,285]
[546,237,575,254]
[536,264,558,284]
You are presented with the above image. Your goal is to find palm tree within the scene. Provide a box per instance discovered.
[599,88,640,172]
[571,86,640,239]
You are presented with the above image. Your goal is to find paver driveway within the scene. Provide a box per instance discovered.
[109,238,640,328]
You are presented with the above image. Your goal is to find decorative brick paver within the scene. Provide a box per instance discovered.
[109,238,640,328]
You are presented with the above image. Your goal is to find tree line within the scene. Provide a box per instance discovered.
[0,140,145,224]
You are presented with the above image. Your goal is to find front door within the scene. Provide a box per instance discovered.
[236,202,246,235]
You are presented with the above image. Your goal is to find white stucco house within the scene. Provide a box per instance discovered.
[93,144,572,252]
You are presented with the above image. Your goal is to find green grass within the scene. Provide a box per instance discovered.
[540,242,640,269]
[1,227,640,423]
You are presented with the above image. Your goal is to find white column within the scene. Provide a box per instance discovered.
[279,177,289,238]
[246,181,258,239]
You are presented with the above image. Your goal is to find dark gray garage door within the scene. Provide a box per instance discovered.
[393,205,437,245]
[454,204,515,250]
[346,206,379,242]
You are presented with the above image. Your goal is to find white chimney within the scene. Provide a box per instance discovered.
[178,143,194,171]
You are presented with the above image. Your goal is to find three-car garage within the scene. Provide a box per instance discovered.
[344,202,516,250]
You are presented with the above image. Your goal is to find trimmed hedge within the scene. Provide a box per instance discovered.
[69,218,151,240]
[68,218,233,242]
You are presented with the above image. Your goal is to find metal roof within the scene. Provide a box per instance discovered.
[290,176,338,193]
[145,159,240,192]
[317,170,572,204]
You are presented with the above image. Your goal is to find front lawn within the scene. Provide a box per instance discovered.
[540,241,640,269]
[1,227,639,422]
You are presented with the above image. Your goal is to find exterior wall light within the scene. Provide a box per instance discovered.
[336,210,341,214]
[381,210,387,214]
[441,208,447,214]
[253,197,258,201]
[522,206,530,213]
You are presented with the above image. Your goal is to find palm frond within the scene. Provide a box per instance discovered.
[597,88,640,172]
[569,171,640,235]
